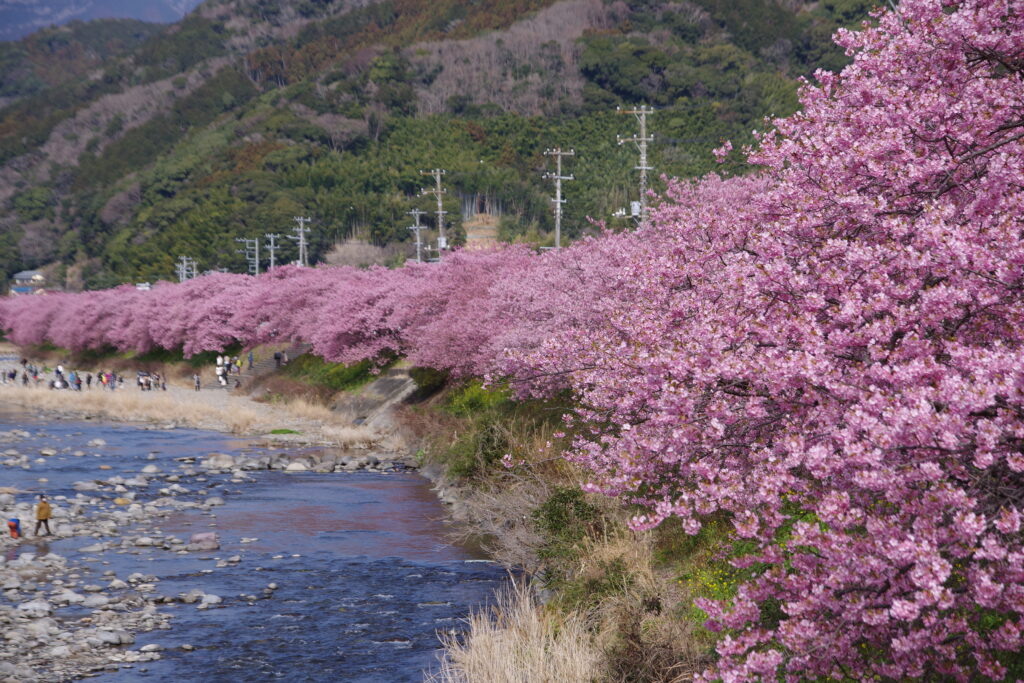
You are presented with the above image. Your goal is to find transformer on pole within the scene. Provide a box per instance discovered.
[288,216,312,267]
[264,233,281,270]
[617,105,655,224]
[176,255,197,282]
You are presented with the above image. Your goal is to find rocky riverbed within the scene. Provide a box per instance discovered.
[0,408,504,682]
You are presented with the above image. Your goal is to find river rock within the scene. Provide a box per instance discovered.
[87,439,106,447]
[202,453,235,469]
[135,537,155,547]
[140,643,163,652]
[86,629,134,647]
[186,532,219,551]
[82,594,110,608]
[52,590,85,605]
[204,496,225,506]
[49,645,72,658]
[284,461,308,472]
[198,594,222,609]
[17,599,52,618]
[141,464,160,474]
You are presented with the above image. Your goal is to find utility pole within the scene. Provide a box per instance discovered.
[235,237,260,275]
[543,148,575,249]
[617,105,655,224]
[289,216,312,267]
[407,208,427,263]
[420,169,448,250]
[264,233,281,270]
[176,255,197,282]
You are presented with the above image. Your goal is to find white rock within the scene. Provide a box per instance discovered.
[50,645,71,657]
[284,461,308,472]
[82,594,110,608]
[135,537,155,547]
[202,453,235,469]
[140,643,164,652]
[141,464,160,474]
[39,448,57,457]
[52,590,85,605]
[198,594,222,608]
[186,532,219,551]
[87,439,106,447]
[17,599,52,617]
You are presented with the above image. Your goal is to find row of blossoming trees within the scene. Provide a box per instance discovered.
[2,0,1022,678]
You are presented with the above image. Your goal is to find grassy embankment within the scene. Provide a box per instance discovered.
[400,373,741,682]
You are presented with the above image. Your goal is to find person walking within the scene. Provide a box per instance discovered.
[193,373,201,392]
[86,373,92,389]
[247,350,254,370]
[34,495,52,536]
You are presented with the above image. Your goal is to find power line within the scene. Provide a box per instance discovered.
[288,216,312,267]
[235,237,260,275]
[264,233,281,271]
[617,105,655,224]
[407,208,427,264]
[543,148,575,250]
[420,169,448,250]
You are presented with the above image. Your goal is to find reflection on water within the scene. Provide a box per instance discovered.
[0,407,505,682]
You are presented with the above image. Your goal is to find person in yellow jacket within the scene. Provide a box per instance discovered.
[34,494,52,536]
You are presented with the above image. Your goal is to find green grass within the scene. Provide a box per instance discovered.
[279,353,388,392]
[444,379,511,416]
[269,428,301,435]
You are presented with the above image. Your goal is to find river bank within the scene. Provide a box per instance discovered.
[0,406,505,682]
[2,345,714,681]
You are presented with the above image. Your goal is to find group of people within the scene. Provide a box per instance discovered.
[135,370,166,391]
[2,358,43,387]
[0,358,156,393]
[214,353,246,387]
[6,494,51,539]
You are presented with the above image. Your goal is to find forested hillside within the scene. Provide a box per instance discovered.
[0,0,871,290]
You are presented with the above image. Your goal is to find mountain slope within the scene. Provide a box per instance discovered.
[0,0,873,290]
[0,0,203,42]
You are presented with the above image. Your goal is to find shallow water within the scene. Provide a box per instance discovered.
[0,405,504,681]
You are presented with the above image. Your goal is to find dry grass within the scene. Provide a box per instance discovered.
[430,580,601,683]
[282,397,337,422]
[0,383,386,446]
[0,384,265,434]
[320,424,381,448]
[585,531,702,682]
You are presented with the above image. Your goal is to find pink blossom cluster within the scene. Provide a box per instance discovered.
[1,0,1022,678]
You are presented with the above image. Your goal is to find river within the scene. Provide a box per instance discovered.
[0,405,504,681]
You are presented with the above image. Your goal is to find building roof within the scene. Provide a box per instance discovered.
[12,270,44,280]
